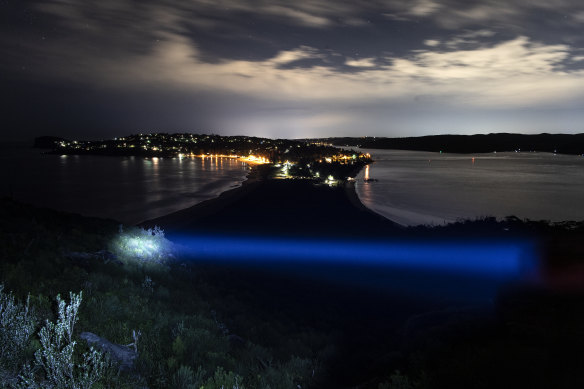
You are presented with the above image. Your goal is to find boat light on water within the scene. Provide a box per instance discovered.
[172,234,538,279]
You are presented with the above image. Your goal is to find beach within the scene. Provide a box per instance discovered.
[142,165,402,239]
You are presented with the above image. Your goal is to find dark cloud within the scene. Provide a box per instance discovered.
[1,0,584,140]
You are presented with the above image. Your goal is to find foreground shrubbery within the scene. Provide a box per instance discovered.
[5,198,583,388]
[0,200,323,388]
[1,288,115,388]
[0,285,35,385]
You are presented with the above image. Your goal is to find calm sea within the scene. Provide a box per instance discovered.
[356,149,584,226]
[0,144,249,224]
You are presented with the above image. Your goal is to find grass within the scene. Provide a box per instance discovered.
[0,198,322,388]
[2,196,584,388]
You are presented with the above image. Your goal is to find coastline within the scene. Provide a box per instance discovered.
[4,181,584,389]
[142,164,403,238]
[139,163,269,231]
[344,179,404,226]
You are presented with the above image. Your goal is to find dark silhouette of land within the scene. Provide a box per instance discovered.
[320,133,584,155]
[142,165,399,239]
[33,133,368,164]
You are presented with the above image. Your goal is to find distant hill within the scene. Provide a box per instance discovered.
[318,133,584,155]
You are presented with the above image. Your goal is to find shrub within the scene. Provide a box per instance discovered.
[171,365,205,389]
[111,226,174,265]
[7,288,108,389]
[32,292,105,388]
[202,366,244,389]
[0,285,36,385]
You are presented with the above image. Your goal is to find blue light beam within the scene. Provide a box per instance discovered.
[173,235,538,279]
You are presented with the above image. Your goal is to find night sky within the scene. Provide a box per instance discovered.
[2,0,584,140]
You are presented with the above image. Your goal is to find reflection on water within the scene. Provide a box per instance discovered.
[356,150,584,226]
[0,148,249,224]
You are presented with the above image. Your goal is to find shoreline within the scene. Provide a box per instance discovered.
[344,179,405,227]
[139,163,269,230]
[345,162,409,227]
[142,164,403,238]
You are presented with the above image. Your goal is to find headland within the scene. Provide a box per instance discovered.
[141,164,401,239]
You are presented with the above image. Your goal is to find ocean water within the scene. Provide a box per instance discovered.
[356,149,584,226]
[0,145,250,224]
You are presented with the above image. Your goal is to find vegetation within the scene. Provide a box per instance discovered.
[0,198,325,388]
[0,285,35,385]
[18,292,110,389]
[320,133,584,155]
[2,197,584,388]
[112,225,174,265]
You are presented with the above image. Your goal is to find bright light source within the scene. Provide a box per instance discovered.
[126,237,159,257]
[112,226,172,263]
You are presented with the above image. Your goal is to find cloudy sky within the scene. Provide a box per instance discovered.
[2,0,584,140]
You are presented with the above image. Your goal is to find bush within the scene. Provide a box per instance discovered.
[111,226,174,265]
[30,291,108,389]
[0,286,111,389]
[0,285,36,385]
[171,365,205,389]
[202,366,244,389]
